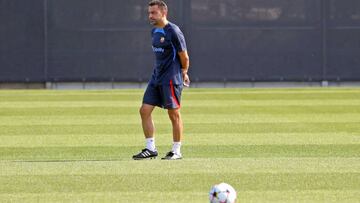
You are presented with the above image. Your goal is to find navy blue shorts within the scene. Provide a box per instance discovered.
[143,81,183,109]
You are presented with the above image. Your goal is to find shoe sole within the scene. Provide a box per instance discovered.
[161,157,182,160]
[133,156,157,160]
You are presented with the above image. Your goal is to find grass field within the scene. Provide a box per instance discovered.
[0,88,360,202]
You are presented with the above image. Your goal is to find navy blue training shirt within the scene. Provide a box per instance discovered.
[150,22,187,85]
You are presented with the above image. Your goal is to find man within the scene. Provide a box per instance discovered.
[132,0,190,160]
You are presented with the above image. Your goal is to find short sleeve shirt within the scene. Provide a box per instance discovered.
[150,22,187,85]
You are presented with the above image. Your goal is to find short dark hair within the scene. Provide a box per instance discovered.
[148,0,168,11]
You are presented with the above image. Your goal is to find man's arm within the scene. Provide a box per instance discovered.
[178,50,190,86]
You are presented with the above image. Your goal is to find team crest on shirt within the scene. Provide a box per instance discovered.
[160,37,165,43]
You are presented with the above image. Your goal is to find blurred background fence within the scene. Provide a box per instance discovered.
[1,0,360,85]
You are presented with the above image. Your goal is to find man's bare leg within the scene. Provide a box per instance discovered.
[140,104,156,138]
[139,104,157,152]
[167,108,183,156]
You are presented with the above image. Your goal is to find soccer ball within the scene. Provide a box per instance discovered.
[209,183,237,203]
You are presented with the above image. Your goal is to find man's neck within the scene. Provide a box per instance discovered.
[155,19,169,28]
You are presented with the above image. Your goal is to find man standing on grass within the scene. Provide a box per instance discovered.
[132,0,190,160]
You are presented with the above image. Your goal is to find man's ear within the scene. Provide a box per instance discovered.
[162,10,168,17]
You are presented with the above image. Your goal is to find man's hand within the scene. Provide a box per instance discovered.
[182,70,190,87]
[178,50,190,87]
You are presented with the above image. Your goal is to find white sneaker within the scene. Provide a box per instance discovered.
[161,151,182,160]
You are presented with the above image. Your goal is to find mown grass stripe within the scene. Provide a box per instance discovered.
[0,145,358,161]
[0,192,205,203]
[0,133,358,147]
[1,123,360,136]
[1,158,359,175]
[0,173,358,194]
[2,105,360,116]
[1,114,360,126]
[1,99,360,108]
[0,190,359,203]
[1,90,359,101]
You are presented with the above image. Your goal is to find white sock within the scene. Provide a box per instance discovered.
[172,142,181,155]
[146,138,156,152]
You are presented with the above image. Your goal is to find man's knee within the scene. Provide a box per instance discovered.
[140,105,152,118]
[168,109,181,122]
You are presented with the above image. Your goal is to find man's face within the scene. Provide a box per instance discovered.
[148,5,165,25]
